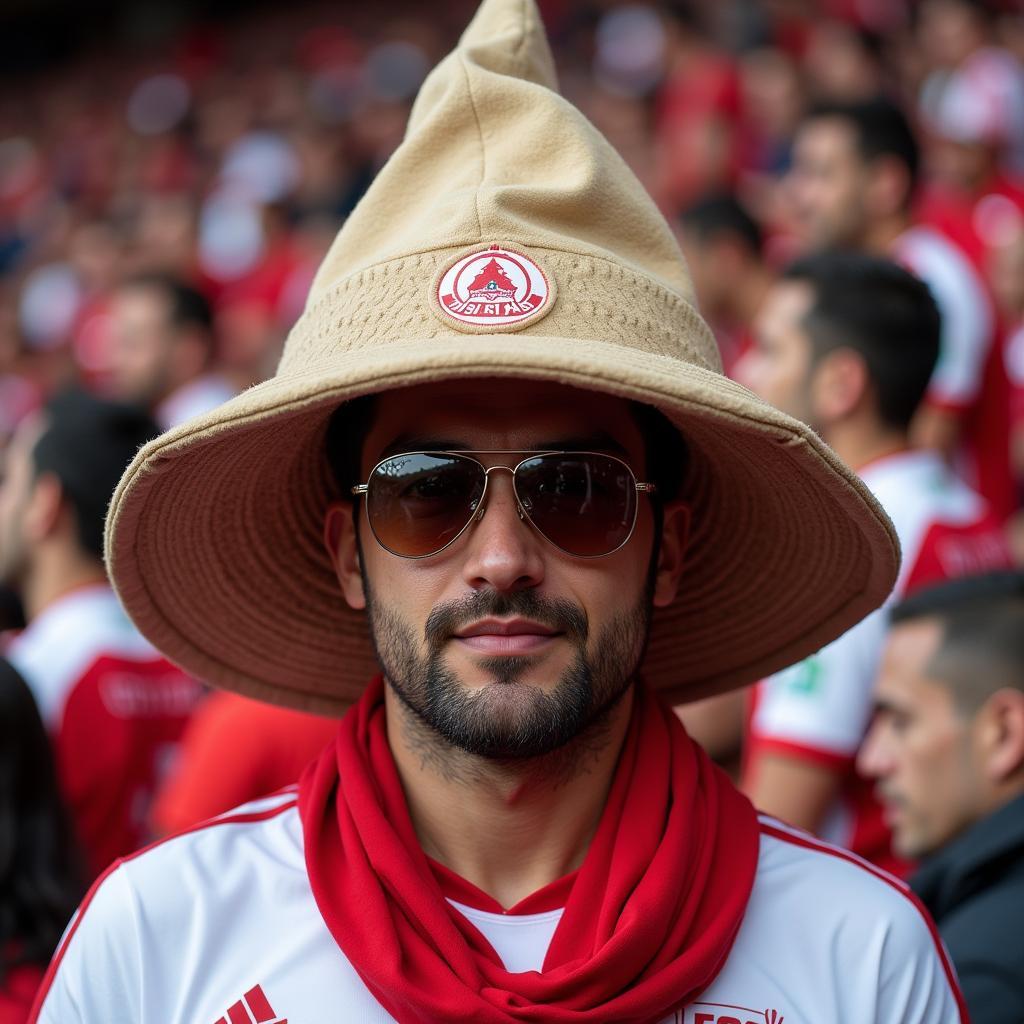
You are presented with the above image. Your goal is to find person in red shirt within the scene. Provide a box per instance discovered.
[0,657,82,1024]
[676,193,773,380]
[151,691,342,834]
[0,391,204,879]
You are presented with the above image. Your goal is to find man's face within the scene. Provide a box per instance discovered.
[107,286,176,408]
[787,118,870,249]
[0,418,41,588]
[678,226,725,320]
[858,619,984,859]
[328,379,686,761]
[737,280,816,424]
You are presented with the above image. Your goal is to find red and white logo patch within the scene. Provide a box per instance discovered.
[433,244,553,331]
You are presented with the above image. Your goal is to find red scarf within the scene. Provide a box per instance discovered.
[298,677,759,1023]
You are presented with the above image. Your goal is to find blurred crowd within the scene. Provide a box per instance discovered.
[2,0,1024,1021]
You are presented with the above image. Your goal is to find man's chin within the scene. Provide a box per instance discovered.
[445,649,572,692]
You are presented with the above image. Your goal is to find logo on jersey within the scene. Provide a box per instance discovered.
[683,1005,785,1024]
[212,984,286,1024]
[432,244,554,331]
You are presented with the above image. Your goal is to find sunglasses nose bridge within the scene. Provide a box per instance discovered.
[477,464,528,521]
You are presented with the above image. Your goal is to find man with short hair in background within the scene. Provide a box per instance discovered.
[0,391,203,878]
[676,193,773,379]
[107,272,235,430]
[737,250,1012,873]
[859,571,1024,1024]
[787,96,1014,521]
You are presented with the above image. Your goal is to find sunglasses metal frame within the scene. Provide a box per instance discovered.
[351,450,657,559]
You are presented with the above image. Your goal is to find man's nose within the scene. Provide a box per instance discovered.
[460,470,546,593]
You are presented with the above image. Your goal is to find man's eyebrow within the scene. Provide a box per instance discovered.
[377,437,469,459]
[534,434,630,457]
[872,697,907,717]
[376,433,631,459]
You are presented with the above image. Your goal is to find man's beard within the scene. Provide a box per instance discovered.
[365,585,652,761]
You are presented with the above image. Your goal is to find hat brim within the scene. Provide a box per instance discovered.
[106,334,899,713]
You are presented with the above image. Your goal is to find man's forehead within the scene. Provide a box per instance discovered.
[798,117,859,161]
[362,378,643,452]
[878,618,947,695]
[756,280,814,337]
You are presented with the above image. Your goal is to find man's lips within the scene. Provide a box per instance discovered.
[876,790,904,824]
[452,618,562,655]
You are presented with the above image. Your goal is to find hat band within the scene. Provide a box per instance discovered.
[279,246,721,377]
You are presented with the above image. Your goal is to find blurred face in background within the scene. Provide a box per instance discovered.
[107,284,178,408]
[787,117,870,249]
[677,226,727,321]
[737,280,816,424]
[858,619,985,859]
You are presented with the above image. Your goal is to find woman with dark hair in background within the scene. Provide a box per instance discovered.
[0,658,82,1023]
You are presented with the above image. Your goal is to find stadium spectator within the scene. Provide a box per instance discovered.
[786,97,1014,520]
[0,658,82,1024]
[151,692,341,834]
[677,193,772,377]
[916,0,1024,254]
[859,571,1024,1024]
[106,273,236,430]
[653,5,744,212]
[737,251,1012,873]
[0,391,203,879]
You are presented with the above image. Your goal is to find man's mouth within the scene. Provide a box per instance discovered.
[452,617,562,655]
[876,789,905,824]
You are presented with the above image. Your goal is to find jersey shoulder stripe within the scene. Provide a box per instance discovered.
[27,791,299,1023]
[758,816,969,1023]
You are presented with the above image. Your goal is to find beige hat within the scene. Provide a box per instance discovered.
[105,0,898,714]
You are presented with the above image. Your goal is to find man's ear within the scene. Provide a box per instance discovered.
[652,500,690,608]
[978,688,1024,783]
[810,347,869,423]
[324,501,366,610]
[23,472,65,543]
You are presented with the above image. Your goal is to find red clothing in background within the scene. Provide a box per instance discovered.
[152,691,340,833]
[6,586,202,879]
[0,962,43,1024]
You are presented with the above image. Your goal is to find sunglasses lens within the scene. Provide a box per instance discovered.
[516,454,638,556]
[366,453,485,557]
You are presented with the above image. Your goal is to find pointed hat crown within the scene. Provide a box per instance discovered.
[280,0,716,371]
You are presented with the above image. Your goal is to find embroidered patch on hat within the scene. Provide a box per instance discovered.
[431,244,555,332]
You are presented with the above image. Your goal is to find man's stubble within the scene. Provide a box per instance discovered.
[363,578,653,767]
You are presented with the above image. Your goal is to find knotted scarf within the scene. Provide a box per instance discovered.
[298,677,759,1023]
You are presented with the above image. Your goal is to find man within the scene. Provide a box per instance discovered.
[0,391,203,879]
[676,193,772,378]
[859,571,1024,1023]
[32,3,966,1021]
[916,0,1024,251]
[787,97,1014,521]
[737,251,1011,873]
[107,272,235,429]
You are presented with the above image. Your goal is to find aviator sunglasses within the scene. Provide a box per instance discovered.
[352,450,657,559]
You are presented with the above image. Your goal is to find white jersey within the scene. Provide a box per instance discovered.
[749,450,1010,865]
[892,225,993,411]
[33,790,964,1024]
